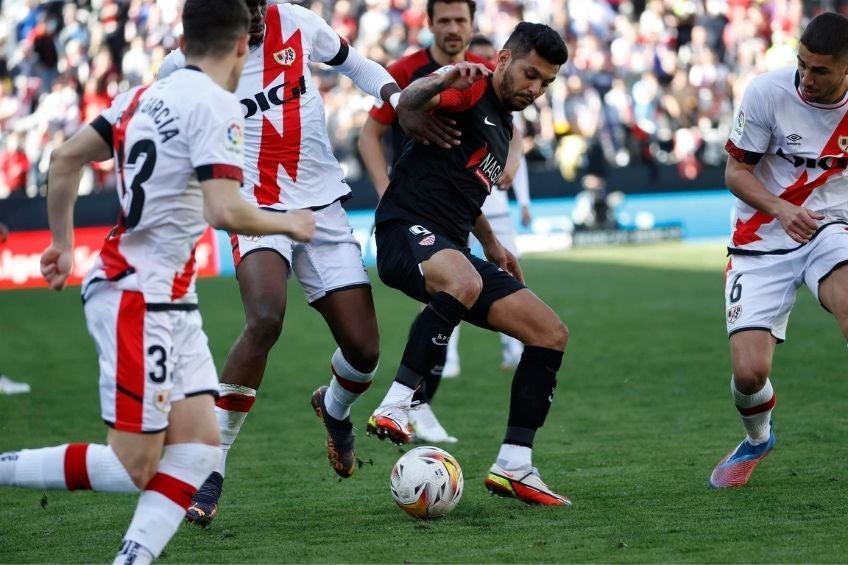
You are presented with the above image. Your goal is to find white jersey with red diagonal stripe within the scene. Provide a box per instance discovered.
[83,68,245,305]
[239,3,349,210]
[725,66,848,254]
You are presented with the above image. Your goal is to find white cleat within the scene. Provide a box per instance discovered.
[0,375,30,395]
[408,402,457,444]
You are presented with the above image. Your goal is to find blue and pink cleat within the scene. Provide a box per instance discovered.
[709,427,775,488]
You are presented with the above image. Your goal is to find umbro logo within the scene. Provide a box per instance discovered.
[786,133,803,146]
[483,116,496,127]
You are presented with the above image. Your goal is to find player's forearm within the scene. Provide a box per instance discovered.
[472,214,498,249]
[726,160,784,217]
[398,72,450,112]
[46,158,83,250]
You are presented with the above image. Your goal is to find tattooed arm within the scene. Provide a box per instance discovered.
[398,62,491,112]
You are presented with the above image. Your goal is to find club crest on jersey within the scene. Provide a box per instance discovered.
[733,111,745,136]
[419,235,436,246]
[154,390,171,413]
[274,47,297,67]
[727,305,742,324]
[839,135,848,154]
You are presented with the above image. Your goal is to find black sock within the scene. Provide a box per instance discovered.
[396,292,467,391]
[504,346,563,447]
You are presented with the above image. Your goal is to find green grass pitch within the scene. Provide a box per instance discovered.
[1,242,846,563]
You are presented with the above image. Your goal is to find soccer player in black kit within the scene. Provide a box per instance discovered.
[366,22,571,506]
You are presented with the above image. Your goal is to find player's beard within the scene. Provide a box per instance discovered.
[500,67,534,111]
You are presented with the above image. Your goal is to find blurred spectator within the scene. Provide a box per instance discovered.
[0,0,828,199]
[0,132,30,199]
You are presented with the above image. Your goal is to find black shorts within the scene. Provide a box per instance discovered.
[375,220,525,329]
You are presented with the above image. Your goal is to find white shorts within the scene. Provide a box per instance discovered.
[725,223,848,342]
[84,286,218,433]
[232,200,370,303]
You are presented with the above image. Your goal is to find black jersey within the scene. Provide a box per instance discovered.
[375,75,513,245]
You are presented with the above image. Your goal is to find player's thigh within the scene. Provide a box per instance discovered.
[292,201,371,304]
[375,220,472,303]
[725,253,803,343]
[233,234,292,323]
[485,287,566,349]
[805,224,848,323]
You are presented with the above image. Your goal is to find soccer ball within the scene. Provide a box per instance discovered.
[390,446,463,519]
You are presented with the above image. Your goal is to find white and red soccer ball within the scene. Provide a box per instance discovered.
[390,446,463,519]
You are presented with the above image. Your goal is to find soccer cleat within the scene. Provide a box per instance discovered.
[709,428,776,488]
[0,375,31,395]
[408,403,458,444]
[310,386,356,478]
[185,471,223,527]
[366,403,413,445]
[484,463,571,506]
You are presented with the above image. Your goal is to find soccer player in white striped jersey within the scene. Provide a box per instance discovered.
[0,1,315,563]
[159,0,452,525]
[710,11,848,489]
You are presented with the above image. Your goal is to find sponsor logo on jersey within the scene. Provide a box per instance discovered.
[274,47,297,67]
[785,133,802,146]
[776,147,848,170]
[409,225,432,236]
[727,305,742,324]
[465,143,503,191]
[240,77,307,119]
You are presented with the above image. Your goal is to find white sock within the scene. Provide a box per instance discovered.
[326,348,376,420]
[120,442,218,560]
[500,333,523,363]
[4,443,136,492]
[446,325,460,366]
[731,377,775,444]
[496,444,532,471]
[380,382,416,408]
[214,383,256,477]
[113,540,154,564]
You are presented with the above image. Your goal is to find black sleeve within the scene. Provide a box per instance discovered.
[90,116,113,148]
[325,37,350,66]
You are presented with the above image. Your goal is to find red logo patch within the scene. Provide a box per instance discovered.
[419,235,435,246]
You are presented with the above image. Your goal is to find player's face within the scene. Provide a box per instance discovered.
[497,49,559,111]
[429,2,473,58]
[246,0,267,46]
[797,44,848,104]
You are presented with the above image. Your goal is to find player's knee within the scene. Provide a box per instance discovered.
[126,458,160,490]
[445,272,483,307]
[341,341,380,373]
[244,309,284,349]
[522,317,568,351]
[733,364,770,393]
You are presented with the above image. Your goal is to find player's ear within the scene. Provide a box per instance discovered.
[236,34,249,58]
[497,49,510,70]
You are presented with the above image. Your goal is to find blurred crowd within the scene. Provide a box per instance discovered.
[0,0,845,199]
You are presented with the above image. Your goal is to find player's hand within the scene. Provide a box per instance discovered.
[444,62,491,91]
[397,107,461,148]
[775,202,824,244]
[483,240,524,284]
[40,245,73,291]
[286,209,316,242]
[497,170,514,189]
[520,205,531,227]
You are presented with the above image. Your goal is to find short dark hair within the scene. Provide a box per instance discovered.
[468,35,494,49]
[503,22,567,66]
[426,0,476,21]
[182,0,250,58]
[800,12,848,60]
